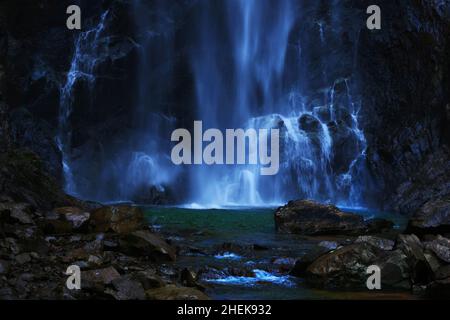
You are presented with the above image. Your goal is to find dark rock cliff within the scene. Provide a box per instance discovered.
[356,0,450,213]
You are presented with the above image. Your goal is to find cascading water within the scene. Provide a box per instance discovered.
[59,1,372,208]
[188,0,370,207]
[59,2,179,202]
[58,10,109,195]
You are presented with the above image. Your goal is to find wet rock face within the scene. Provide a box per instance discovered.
[9,108,62,184]
[359,1,450,210]
[299,114,322,133]
[392,149,450,215]
[0,0,448,209]
[305,242,383,289]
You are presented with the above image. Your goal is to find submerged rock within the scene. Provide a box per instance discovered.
[274,200,366,235]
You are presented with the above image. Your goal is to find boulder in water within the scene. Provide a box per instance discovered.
[274,200,366,235]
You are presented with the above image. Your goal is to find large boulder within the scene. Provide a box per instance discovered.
[42,207,90,234]
[423,235,450,263]
[274,200,366,235]
[393,234,433,286]
[290,242,338,277]
[89,206,144,234]
[406,198,450,235]
[305,242,383,289]
[119,230,176,262]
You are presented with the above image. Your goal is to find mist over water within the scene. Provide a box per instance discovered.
[60,0,372,208]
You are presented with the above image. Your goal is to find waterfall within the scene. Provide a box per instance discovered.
[58,1,372,208]
[59,2,179,202]
[58,10,109,195]
[188,0,369,207]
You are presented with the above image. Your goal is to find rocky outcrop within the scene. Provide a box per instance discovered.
[360,1,450,211]
[0,149,66,210]
[423,235,450,263]
[0,187,200,299]
[406,197,450,235]
[305,242,384,289]
[89,206,145,234]
[274,200,393,236]
[9,108,62,184]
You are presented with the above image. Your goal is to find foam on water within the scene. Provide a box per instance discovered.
[205,269,295,287]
